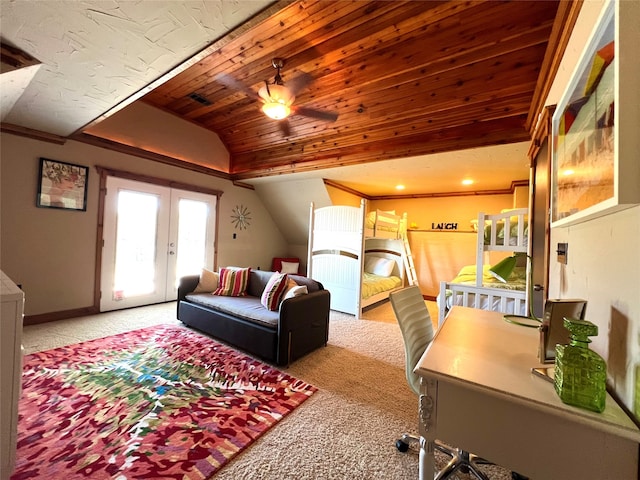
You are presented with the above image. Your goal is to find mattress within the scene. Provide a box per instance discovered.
[450,264,527,291]
[361,272,401,300]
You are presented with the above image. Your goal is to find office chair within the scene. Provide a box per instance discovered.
[389,286,491,480]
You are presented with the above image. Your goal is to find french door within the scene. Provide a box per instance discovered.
[100,176,216,311]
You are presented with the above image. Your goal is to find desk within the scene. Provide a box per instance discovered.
[1,271,24,480]
[415,307,640,480]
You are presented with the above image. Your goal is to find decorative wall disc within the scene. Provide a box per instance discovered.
[231,204,251,230]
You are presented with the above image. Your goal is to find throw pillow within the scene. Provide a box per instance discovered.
[213,267,251,296]
[282,277,298,294]
[282,284,308,301]
[280,261,299,274]
[193,268,219,293]
[260,272,289,311]
[281,278,308,302]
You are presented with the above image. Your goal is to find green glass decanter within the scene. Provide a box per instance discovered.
[554,318,606,413]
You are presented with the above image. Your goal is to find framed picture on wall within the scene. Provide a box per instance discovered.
[36,158,89,211]
[550,1,616,226]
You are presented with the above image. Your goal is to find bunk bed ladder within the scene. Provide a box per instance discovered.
[401,233,419,286]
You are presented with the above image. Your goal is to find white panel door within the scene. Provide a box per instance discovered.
[101,177,216,311]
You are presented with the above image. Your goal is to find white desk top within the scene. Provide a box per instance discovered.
[415,306,640,442]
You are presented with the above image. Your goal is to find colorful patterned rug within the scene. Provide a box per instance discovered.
[12,324,317,479]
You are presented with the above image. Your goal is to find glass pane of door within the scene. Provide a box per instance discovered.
[113,190,159,299]
[175,199,209,285]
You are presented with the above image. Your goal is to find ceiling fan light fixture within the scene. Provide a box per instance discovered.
[261,101,291,120]
[258,83,295,119]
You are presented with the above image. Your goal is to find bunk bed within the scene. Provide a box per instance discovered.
[437,208,529,327]
[307,200,408,316]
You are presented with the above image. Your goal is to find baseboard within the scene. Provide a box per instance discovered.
[24,306,100,325]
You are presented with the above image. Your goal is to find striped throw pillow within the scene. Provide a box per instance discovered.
[213,267,250,296]
[260,272,289,311]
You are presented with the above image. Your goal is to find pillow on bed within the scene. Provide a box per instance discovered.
[213,267,250,296]
[260,272,289,311]
[193,268,219,293]
[364,256,395,277]
[280,261,299,274]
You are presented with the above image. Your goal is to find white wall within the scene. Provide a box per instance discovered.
[549,207,639,412]
[546,0,640,417]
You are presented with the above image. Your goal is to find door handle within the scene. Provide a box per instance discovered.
[533,284,544,291]
[169,251,175,255]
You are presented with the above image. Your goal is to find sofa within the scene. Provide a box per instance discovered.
[177,269,331,366]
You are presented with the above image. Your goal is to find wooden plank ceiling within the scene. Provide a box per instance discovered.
[142,0,564,180]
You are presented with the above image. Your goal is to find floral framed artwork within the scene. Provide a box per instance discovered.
[551,1,616,226]
[36,158,89,211]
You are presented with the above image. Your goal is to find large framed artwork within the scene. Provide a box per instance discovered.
[551,1,616,226]
[36,158,89,211]
[551,0,640,227]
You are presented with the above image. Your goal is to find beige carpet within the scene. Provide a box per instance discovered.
[21,301,512,480]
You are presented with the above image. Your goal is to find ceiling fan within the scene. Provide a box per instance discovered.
[216,58,338,136]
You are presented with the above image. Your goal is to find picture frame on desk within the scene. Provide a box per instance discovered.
[551,1,640,227]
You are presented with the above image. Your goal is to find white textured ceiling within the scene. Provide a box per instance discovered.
[0,0,531,196]
[0,0,272,136]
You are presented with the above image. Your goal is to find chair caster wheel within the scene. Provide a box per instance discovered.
[396,439,409,452]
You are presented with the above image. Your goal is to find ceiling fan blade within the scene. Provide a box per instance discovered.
[215,73,261,101]
[293,105,338,122]
[286,72,314,96]
[278,119,292,137]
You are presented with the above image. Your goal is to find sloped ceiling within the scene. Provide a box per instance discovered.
[253,177,332,245]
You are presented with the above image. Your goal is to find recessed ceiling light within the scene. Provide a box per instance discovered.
[395,184,405,190]
[462,179,474,185]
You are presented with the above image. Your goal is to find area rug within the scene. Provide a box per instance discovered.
[11,324,316,480]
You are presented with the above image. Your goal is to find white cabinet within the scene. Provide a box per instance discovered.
[1,271,24,480]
